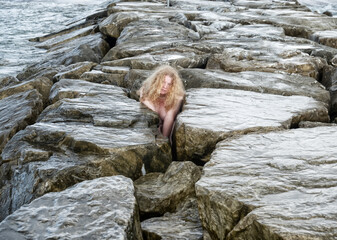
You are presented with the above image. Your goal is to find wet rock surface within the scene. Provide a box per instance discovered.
[175,88,329,161]
[0,79,171,219]
[141,197,203,240]
[134,161,201,216]
[0,176,143,240]
[1,0,337,238]
[0,77,52,154]
[196,127,337,240]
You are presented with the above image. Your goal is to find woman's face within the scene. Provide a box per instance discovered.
[160,75,173,95]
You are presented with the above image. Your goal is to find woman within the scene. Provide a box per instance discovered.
[138,65,185,138]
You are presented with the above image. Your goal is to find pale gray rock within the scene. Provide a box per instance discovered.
[102,46,209,70]
[0,79,171,220]
[170,0,233,12]
[53,61,97,81]
[175,88,329,162]
[205,35,327,79]
[225,2,337,40]
[142,197,203,240]
[107,2,168,15]
[134,161,201,216]
[36,25,96,49]
[180,69,329,104]
[102,19,199,61]
[0,176,143,240]
[196,127,337,239]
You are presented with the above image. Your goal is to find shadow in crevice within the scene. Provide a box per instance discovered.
[104,36,117,49]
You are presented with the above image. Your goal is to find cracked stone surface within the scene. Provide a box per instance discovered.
[175,88,329,161]
[196,126,337,239]
[0,176,143,240]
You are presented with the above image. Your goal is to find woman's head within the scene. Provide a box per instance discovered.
[140,65,185,110]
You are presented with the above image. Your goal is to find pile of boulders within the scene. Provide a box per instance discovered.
[1,0,336,239]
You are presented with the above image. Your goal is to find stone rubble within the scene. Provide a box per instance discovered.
[0,0,337,239]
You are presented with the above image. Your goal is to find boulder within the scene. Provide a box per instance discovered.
[134,161,201,216]
[123,69,151,100]
[36,25,96,50]
[0,77,53,154]
[79,65,130,87]
[180,69,329,104]
[99,11,144,38]
[102,19,199,61]
[53,61,97,81]
[17,33,110,81]
[206,39,327,79]
[196,126,337,239]
[175,88,329,162]
[80,69,126,86]
[141,197,204,240]
[0,176,143,240]
[0,79,171,220]
[0,77,53,105]
[102,46,209,70]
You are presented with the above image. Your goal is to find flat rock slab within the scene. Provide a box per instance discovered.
[180,69,329,104]
[196,126,337,239]
[102,46,208,70]
[102,19,199,61]
[175,88,329,161]
[0,79,171,220]
[141,197,203,240]
[0,176,143,240]
[36,25,96,49]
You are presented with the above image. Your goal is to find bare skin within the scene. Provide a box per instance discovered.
[141,75,183,137]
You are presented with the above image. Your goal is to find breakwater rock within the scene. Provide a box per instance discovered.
[0,0,337,239]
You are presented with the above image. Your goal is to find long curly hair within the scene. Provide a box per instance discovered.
[139,65,185,110]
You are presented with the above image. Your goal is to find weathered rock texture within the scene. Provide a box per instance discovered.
[142,197,204,240]
[134,161,201,216]
[0,176,143,240]
[175,88,329,162]
[0,79,171,220]
[1,0,337,238]
[0,77,53,154]
[196,126,337,240]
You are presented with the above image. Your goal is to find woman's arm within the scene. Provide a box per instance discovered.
[162,98,184,137]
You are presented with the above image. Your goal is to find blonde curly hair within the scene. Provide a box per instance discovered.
[139,65,185,110]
